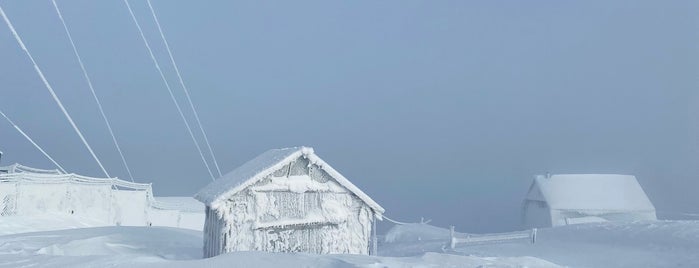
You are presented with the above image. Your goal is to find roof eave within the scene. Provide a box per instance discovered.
[199,149,307,207]
[200,147,385,215]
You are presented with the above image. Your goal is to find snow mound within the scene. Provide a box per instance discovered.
[3,219,699,267]
[152,251,562,268]
[0,225,562,268]
[0,226,201,267]
[456,220,699,268]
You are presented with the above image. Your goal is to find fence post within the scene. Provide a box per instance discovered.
[531,228,537,244]
[449,225,456,249]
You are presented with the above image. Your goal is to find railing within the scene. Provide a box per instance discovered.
[0,171,199,215]
[0,163,62,174]
[448,226,537,249]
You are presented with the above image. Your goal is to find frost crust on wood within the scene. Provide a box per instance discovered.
[197,147,383,257]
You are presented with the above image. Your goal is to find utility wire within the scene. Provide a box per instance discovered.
[146,0,222,177]
[51,0,134,182]
[0,109,68,174]
[122,0,215,181]
[1,5,110,178]
[382,215,414,225]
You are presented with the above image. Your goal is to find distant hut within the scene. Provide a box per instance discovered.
[522,174,657,228]
[194,147,384,257]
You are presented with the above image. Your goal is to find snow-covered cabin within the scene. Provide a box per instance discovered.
[522,174,657,228]
[194,147,384,257]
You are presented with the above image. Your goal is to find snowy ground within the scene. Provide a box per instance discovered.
[381,221,699,267]
[1,215,698,267]
[462,221,699,267]
[0,227,559,268]
[0,214,107,236]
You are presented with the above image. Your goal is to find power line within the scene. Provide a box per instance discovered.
[0,109,68,174]
[0,5,110,178]
[146,0,222,177]
[382,215,414,225]
[51,0,134,182]
[122,0,215,181]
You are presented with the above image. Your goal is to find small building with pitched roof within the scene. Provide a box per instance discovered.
[194,147,384,257]
[522,174,656,228]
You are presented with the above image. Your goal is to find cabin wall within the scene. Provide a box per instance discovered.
[522,200,552,228]
[203,206,226,258]
[207,156,373,257]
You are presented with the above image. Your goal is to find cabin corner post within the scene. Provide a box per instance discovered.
[372,213,377,256]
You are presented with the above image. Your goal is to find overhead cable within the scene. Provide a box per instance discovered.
[1,5,110,178]
[0,109,68,174]
[51,0,134,181]
[122,0,215,181]
[146,0,222,177]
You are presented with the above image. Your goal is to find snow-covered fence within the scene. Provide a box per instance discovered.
[0,165,204,230]
[0,172,153,223]
[1,164,62,175]
[448,226,537,249]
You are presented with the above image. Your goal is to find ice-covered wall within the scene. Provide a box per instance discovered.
[0,174,123,223]
[203,156,374,257]
[522,200,552,229]
[0,170,204,230]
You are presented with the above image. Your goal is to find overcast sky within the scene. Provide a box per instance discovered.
[1,0,697,232]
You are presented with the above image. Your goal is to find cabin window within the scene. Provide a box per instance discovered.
[255,190,351,229]
[260,192,323,220]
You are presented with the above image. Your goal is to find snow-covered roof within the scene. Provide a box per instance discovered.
[526,174,655,212]
[194,147,385,216]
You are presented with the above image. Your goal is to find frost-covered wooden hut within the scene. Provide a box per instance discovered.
[522,174,657,228]
[194,147,384,257]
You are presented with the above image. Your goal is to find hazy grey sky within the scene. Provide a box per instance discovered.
[1,0,697,232]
